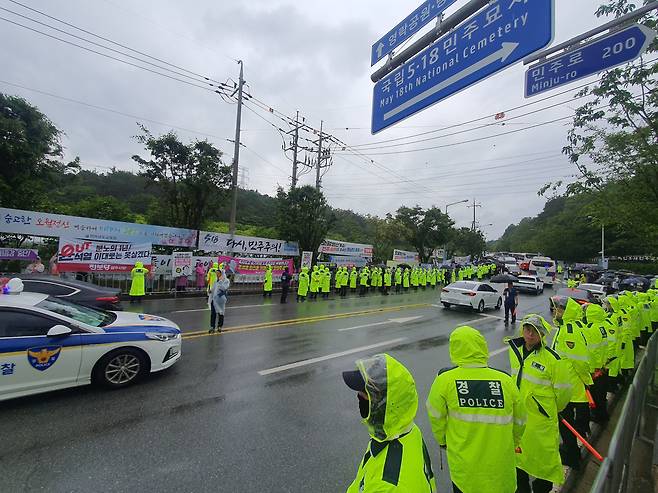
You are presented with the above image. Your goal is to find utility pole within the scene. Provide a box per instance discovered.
[316,120,323,190]
[468,199,481,231]
[291,111,300,188]
[228,60,244,237]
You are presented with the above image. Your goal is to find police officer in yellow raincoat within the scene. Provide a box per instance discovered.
[427,326,526,493]
[206,262,219,294]
[263,265,273,297]
[343,354,436,493]
[507,314,573,493]
[549,296,591,470]
[129,261,149,303]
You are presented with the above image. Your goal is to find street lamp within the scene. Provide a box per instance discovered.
[587,216,605,267]
[443,199,469,263]
[445,199,469,215]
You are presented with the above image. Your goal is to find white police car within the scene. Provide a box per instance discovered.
[0,278,181,401]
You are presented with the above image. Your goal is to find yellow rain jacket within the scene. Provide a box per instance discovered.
[206,262,219,293]
[297,267,309,297]
[551,298,592,402]
[427,326,526,493]
[129,261,148,296]
[508,315,573,485]
[263,265,273,292]
[347,354,436,493]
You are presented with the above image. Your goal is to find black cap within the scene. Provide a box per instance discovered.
[342,370,365,392]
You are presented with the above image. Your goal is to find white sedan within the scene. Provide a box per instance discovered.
[514,275,544,295]
[0,278,182,402]
[440,281,502,313]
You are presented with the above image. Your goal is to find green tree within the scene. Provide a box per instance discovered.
[371,214,410,264]
[0,94,79,210]
[394,206,454,263]
[449,228,487,259]
[275,185,334,261]
[69,196,135,222]
[559,0,658,255]
[132,125,232,230]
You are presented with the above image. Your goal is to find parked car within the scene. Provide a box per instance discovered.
[556,287,598,305]
[12,275,122,311]
[578,283,607,302]
[441,281,502,313]
[514,275,544,295]
[0,278,181,401]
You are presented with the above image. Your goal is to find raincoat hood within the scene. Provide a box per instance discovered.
[519,314,552,340]
[135,262,143,269]
[449,326,488,367]
[607,296,619,312]
[356,353,418,443]
[585,303,606,324]
[301,266,308,274]
[212,262,219,269]
[562,297,584,323]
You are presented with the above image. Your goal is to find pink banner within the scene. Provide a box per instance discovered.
[218,256,294,276]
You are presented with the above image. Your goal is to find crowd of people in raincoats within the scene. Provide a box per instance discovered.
[341,285,658,493]
[293,263,498,302]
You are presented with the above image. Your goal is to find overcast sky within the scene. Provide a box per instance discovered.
[0,0,611,239]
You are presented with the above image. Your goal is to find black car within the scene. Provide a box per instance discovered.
[16,275,123,310]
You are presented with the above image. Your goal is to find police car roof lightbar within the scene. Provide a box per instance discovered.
[524,0,658,65]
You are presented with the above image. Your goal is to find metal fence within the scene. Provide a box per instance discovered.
[84,272,278,295]
[590,332,658,493]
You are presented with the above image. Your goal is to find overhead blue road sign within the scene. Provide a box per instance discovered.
[525,24,656,98]
[372,0,554,134]
[371,0,460,66]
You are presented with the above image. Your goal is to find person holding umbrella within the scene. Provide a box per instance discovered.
[503,281,519,325]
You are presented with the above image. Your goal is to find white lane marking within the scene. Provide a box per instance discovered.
[480,314,507,321]
[488,347,508,358]
[338,321,390,332]
[172,303,268,313]
[338,315,423,332]
[258,338,407,376]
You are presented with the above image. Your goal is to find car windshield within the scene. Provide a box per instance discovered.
[35,296,115,327]
[531,260,554,268]
[517,276,534,282]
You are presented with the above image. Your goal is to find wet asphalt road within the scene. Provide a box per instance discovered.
[0,285,556,493]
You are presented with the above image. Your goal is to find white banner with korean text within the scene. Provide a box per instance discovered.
[197,231,299,256]
[1,207,197,247]
[318,239,373,258]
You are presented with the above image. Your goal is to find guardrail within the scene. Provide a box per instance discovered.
[590,332,658,493]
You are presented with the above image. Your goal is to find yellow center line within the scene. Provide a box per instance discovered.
[181,303,432,340]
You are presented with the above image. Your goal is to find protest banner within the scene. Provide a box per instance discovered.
[57,239,152,273]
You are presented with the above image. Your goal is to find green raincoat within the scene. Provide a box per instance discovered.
[551,298,591,402]
[347,354,436,493]
[263,266,273,292]
[129,262,148,296]
[427,327,526,493]
[297,267,309,297]
[508,315,573,485]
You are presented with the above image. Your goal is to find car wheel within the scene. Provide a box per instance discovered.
[94,348,148,389]
[476,300,485,313]
[442,302,451,309]
[495,298,502,310]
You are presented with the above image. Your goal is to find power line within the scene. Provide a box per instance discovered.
[6,0,226,86]
[0,15,227,94]
[0,79,227,139]
[345,95,591,151]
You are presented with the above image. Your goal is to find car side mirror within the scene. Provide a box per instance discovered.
[47,325,72,337]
